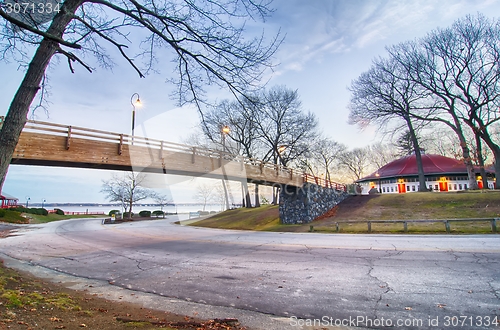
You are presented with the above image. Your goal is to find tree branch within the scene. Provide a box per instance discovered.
[0,8,81,49]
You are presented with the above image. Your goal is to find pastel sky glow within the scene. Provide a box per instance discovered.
[2,0,500,204]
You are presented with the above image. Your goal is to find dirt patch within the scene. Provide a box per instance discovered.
[0,260,247,330]
[313,195,380,226]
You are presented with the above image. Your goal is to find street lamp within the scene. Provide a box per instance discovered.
[41,198,46,209]
[221,125,230,151]
[278,145,286,166]
[25,196,30,208]
[131,93,141,144]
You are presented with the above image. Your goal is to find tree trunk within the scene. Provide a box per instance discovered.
[474,127,500,189]
[494,152,500,190]
[241,184,245,208]
[450,115,478,190]
[474,131,488,189]
[221,179,230,210]
[0,0,84,193]
[242,181,252,208]
[405,115,427,192]
[254,184,260,207]
[129,200,133,219]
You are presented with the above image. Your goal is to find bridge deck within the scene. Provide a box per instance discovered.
[4,118,345,190]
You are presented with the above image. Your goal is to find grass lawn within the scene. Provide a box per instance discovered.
[190,191,500,234]
[27,213,103,224]
[0,210,103,225]
[188,204,283,231]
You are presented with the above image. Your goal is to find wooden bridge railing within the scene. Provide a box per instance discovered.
[303,173,346,191]
[3,116,346,191]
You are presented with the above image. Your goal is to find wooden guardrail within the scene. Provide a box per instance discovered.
[3,117,347,191]
[330,218,499,233]
[303,173,346,191]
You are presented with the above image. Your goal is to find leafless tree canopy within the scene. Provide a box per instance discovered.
[1,0,281,100]
[349,13,500,189]
[101,172,153,218]
[200,85,318,168]
[194,183,214,211]
[348,57,433,191]
[0,0,283,192]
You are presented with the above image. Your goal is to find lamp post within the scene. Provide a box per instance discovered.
[131,93,141,144]
[41,198,46,209]
[278,145,286,167]
[221,125,230,151]
[220,125,231,210]
[25,196,30,208]
[375,172,381,193]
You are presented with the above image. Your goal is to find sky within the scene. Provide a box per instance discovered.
[2,0,500,205]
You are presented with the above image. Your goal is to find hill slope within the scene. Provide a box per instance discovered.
[190,191,500,234]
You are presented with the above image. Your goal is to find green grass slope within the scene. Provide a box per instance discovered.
[190,204,283,231]
[190,191,500,234]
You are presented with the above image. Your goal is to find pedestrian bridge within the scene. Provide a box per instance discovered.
[4,117,345,190]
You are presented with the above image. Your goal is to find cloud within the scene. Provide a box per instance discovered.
[269,0,500,79]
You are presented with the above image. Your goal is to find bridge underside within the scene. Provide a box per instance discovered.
[11,158,288,187]
[12,132,303,187]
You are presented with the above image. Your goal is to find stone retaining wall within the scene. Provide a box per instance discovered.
[279,183,349,224]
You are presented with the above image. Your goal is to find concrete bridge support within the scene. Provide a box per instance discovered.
[279,183,349,224]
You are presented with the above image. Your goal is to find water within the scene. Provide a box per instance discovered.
[42,204,228,215]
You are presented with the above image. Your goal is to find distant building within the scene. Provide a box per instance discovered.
[0,192,19,208]
[356,153,495,194]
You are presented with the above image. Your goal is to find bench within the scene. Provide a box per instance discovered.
[189,212,200,219]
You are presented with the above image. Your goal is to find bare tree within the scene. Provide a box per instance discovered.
[101,172,153,219]
[201,98,260,158]
[0,0,282,193]
[367,142,399,169]
[338,147,371,182]
[199,98,260,208]
[420,125,463,158]
[199,85,318,205]
[253,86,318,167]
[194,183,214,211]
[421,14,500,189]
[306,137,346,182]
[386,14,500,189]
[213,182,227,212]
[151,192,172,217]
[349,57,431,191]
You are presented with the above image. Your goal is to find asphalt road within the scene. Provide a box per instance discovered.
[0,218,499,329]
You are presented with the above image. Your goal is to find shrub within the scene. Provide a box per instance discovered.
[0,209,5,218]
[31,208,47,215]
[8,207,48,216]
[108,210,120,216]
[54,208,65,215]
[139,210,151,217]
[123,212,134,218]
[152,210,164,218]
[28,208,41,215]
[10,207,28,213]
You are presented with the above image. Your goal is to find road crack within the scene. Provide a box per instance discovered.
[365,257,393,320]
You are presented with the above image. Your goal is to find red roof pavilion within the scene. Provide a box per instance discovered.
[0,192,19,208]
[359,154,482,182]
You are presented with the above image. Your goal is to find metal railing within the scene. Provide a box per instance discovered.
[9,117,347,191]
